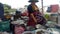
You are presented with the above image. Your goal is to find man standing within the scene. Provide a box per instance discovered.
[0,3,4,19]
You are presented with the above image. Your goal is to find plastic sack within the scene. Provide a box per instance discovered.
[15,25,25,34]
[0,20,10,32]
[22,31,34,34]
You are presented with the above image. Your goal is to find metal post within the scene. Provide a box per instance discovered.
[41,0,44,15]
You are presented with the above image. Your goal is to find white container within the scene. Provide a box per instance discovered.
[11,20,25,25]
[3,32,9,34]
[22,31,34,34]
[36,24,45,29]
[35,29,50,34]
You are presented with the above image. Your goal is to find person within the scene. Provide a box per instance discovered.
[14,10,21,20]
[0,3,4,19]
[27,0,46,27]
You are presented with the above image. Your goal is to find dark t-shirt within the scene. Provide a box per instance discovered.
[27,4,34,13]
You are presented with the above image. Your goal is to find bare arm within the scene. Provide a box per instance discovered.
[30,13,37,23]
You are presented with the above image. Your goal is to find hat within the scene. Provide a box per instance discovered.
[28,0,39,2]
